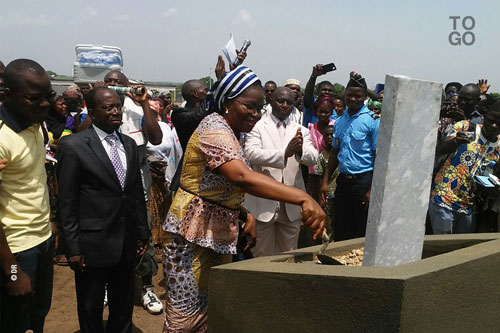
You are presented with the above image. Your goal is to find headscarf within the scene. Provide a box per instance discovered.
[367,99,382,113]
[314,96,336,111]
[207,65,260,112]
[371,101,382,111]
[152,97,164,108]
[159,91,171,99]
[62,86,83,100]
[46,96,74,139]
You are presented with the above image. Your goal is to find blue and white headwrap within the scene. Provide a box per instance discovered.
[207,65,260,112]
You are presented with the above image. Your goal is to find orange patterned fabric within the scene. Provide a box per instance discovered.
[431,121,500,214]
[163,113,247,254]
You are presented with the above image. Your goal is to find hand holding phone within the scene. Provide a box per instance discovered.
[455,131,473,145]
[312,63,337,78]
[464,131,475,141]
[321,63,337,74]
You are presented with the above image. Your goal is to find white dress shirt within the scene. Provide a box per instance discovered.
[93,125,128,175]
[262,105,302,124]
[270,113,290,147]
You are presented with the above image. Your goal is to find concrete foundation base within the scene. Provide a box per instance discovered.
[209,234,500,332]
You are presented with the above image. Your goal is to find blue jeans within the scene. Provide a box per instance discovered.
[429,201,476,234]
[1,235,54,333]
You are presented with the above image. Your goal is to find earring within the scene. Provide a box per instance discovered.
[225,108,229,114]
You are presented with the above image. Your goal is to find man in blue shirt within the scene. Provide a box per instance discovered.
[320,72,380,241]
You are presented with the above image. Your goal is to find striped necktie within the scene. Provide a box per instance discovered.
[104,135,126,189]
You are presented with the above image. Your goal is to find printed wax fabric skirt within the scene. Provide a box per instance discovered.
[162,232,232,332]
[148,160,171,246]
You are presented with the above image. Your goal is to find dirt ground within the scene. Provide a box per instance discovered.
[45,264,165,332]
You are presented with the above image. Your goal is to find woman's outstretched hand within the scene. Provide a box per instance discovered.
[243,212,257,251]
[300,197,326,240]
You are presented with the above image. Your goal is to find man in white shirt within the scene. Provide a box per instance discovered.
[244,87,317,256]
[281,79,303,124]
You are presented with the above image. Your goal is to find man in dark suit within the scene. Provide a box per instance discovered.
[56,87,150,333]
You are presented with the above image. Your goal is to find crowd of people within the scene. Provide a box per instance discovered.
[0,52,499,333]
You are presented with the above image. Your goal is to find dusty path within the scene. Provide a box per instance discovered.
[45,265,165,332]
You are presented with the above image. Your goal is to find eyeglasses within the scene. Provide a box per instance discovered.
[102,105,121,113]
[234,100,263,115]
[23,90,57,104]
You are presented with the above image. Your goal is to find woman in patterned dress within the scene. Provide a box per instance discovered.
[161,66,326,332]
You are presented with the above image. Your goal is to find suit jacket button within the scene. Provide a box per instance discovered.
[122,194,126,199]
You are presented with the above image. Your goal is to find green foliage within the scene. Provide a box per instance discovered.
[489,92,500,101]
[199,76,214,88]
[47,70,57,77]
[331,83,345,98]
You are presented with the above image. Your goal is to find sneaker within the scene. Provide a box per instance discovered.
[103,285,108,308]
[142,285,163,314]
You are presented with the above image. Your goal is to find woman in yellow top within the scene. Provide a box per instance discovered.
[162,65,326,332]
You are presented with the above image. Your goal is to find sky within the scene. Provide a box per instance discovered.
[1,0,499,91]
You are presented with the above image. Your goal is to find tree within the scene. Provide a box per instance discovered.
[47,70,57,78]
[489,92,500,101]
[331,83,345,98]
[199,76,214,89]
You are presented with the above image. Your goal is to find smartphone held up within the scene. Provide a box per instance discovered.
[322,63,337,74]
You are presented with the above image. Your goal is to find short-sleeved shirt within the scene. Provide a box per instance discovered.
[431,121,500,214]
[332,105,380,174]
[163,112,248,254]
[120,96,146,146]
[0,104,51,253]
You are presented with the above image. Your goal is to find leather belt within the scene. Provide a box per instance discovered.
[338,171,372,180]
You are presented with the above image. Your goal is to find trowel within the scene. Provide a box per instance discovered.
[316,231,343,265]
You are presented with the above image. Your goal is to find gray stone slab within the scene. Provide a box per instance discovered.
[363,75,443,267]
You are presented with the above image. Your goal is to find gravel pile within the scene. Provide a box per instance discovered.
[332,248,364,266]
